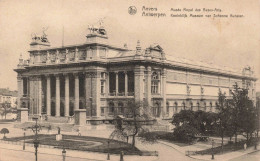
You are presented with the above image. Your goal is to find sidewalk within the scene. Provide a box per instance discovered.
[158,140,260,161]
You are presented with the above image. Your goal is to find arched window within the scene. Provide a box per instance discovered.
[118,102,124,114]
[190,102,193,111]
[182,102,186,110]
[174,102,178,113]
[153,102,160,117]
[166,102,170,114]
[151,72,160,94]
[197,102,200,111]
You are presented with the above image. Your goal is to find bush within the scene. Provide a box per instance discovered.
[0,128,9,139]
[173,124,199,143]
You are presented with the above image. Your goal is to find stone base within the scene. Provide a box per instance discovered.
[74,109,86,126]
[56,134,62,141]
[17,108,28,123]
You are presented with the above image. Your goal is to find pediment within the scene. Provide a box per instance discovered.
[149,44,163,51]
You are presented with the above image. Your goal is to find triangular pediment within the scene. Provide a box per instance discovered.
[149,44,163,51]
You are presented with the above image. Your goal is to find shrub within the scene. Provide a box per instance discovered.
[173,124,199,143]
[0,128,9,139]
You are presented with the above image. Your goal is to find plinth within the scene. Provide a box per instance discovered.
[74,109,86,126]
[17,108,28,122]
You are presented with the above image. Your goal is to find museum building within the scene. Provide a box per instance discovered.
[15,26,257,124]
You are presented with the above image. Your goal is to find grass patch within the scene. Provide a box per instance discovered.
[4,134,144,155]
[138,131,190,147]
[195,139,257,155]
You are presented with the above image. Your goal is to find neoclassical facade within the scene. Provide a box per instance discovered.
[15,27,257,122]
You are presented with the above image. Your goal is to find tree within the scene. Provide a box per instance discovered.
[229,83,244,143]
[0,128,9,139]
[229,83,258,144]
[110,101,154,148]
[0,101,12,119]
[215,91,232,151]
[239,92,257,142]
[173,123,199,143]
[172,110,195,127]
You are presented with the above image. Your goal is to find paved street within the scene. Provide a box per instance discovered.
[229,150,260,161]
[0,147,93,161]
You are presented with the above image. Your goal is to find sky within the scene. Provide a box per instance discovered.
[0,0,259,91]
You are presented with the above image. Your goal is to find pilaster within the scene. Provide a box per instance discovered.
[162,69,167,118]
[134,65,145,103]
[146,67,152,107]
[17,75,23,109]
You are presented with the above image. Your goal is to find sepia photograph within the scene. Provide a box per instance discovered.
[0,0,259,160]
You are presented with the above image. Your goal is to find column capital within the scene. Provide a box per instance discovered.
[63,73,70,77]
[85,72,97,78]
[44,74,51,77]
[73,72,79,77]
[54,74,61,79]
[17,75,23,80]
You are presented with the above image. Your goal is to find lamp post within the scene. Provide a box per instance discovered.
[107,140,110,160]
[211,139,215,160]
[62,146,66,161]
[31,117,41,161]
[23,131,26,150]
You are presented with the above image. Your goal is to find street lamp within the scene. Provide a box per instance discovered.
[23,130,26,150]
[62,146,66,161]
[211,139,215,160]
[107,140,110,160]
[31,117,41,161]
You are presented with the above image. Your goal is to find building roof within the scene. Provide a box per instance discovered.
[0,88,18,97]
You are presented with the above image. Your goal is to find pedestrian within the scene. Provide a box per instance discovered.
[77,129,81,136]
[244,143,247,150]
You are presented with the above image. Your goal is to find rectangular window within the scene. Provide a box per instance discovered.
[101,81,105,94]
[151,81,158,94]
[101,107,104,116]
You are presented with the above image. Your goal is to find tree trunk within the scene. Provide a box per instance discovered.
[132,135,135,148]
[221,134,224,153]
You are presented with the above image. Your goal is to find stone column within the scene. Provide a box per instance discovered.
[64,74,70,116]
[134,65,145,103]
[162,69,167,118]
[46,75,51,116]
[115,72,118,95]
[74,73,79,110]
[55,75,60,117]
[38,76,42,115]
[146,67,152,107]
[95,71,101,117]
[125,71,128,96]
[17,75,23,109]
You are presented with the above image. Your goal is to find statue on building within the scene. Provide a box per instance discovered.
[31,27,49,43]
[201,86,204,95]
[41,27,49,43]
[187,85,191,96]
[88,18,107,36]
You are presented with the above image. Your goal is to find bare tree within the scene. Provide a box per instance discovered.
[110,101,155,148]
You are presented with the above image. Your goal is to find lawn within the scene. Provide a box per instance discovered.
[195,139,258,155]
[138,131,190,147]
[3,134,144,155]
